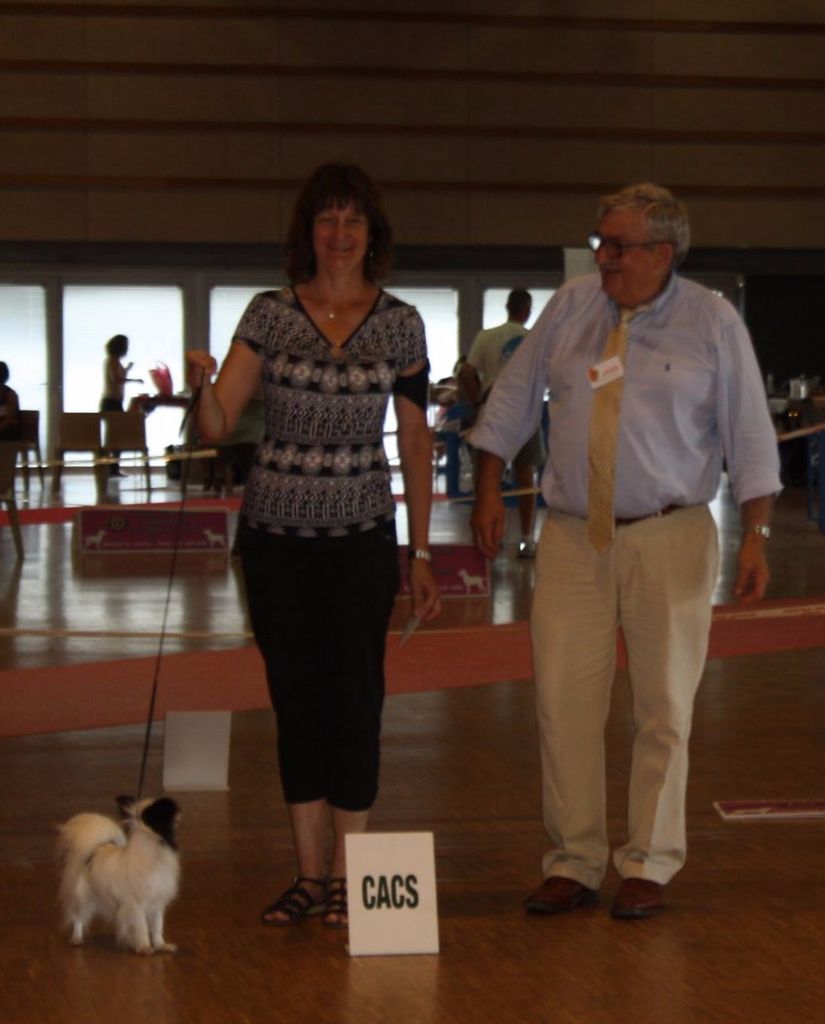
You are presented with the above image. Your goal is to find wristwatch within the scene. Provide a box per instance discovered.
[747,525,771,539]
[408,548,432,562]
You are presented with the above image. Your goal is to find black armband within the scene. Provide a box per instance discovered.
[393,360,430,411]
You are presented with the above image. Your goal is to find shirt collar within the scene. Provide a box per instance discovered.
[608,272,677,323]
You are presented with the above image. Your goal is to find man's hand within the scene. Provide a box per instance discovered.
[471,488,506,559]
[470,451,507,559]
[733,533,770,604]
[735,495,775,604]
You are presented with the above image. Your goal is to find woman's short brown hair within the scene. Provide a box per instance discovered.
[105,334,129,357]
[285,164,393,284]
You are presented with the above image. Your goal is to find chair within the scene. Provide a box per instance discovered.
[0,442,24,559]
[17,409,45,489]
[52,412,107,498]
[101,411,152,494]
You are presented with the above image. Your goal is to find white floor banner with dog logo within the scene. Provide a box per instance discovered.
[397,544,489,598]
[77,506,228,554]
[346,832,439,957]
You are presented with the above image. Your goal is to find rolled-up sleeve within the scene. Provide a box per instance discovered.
[715,314,782,505]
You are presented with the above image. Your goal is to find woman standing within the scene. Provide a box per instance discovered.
[100,333,134,476]
[186,164,441,929]
[100,334,132,413]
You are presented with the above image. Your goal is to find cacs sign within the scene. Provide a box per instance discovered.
[361,873,420,910]
[346,832,439,957]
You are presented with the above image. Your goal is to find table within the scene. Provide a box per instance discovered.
[128,394,190,415]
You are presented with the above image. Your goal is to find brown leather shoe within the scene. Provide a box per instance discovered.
[611,878,664,919]
[525,876,598,915]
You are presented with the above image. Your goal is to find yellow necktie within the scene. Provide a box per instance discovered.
[587,307,636,553]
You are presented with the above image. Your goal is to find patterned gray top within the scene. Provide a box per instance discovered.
[234,287,427,537]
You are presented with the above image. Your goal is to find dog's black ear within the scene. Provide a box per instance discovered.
[141,798,180,850]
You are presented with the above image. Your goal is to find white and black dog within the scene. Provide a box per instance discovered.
[57,795,180,955]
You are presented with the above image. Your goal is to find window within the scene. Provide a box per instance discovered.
[388,287,459,384]
[0,285,48,445]
[209,285,280,357]
[63,285,184,457]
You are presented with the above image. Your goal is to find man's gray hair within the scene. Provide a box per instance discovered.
[598,183,690,265]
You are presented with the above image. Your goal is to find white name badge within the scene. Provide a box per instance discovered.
[588,355,624,389]
[346,832,439,957]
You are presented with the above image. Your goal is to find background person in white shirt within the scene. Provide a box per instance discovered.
[470,183,780,921]
[460,289,544,557]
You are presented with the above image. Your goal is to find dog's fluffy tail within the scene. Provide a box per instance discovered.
[56,813,126,897]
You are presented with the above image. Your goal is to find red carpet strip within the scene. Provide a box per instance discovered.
[1,489,421,527]
[1,597,823,738]
[0,498,243,527]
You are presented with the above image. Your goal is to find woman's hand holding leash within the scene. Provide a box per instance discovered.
[409,558,441,623]
[182,351,218,437]
[185,350,217,391]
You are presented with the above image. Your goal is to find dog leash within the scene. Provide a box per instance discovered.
[136,384,202,800]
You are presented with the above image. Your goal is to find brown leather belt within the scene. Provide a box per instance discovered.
[614,504,683,527]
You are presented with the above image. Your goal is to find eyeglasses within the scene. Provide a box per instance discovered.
[587,234,659,259]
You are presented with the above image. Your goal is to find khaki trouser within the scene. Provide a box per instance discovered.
[530,506,719,889]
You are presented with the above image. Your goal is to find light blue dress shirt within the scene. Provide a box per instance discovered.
[470,273,781,519]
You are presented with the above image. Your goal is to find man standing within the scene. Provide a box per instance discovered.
[470,184,780,919]
[460,289,544,557]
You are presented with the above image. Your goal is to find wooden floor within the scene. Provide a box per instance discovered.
[2,472,825,1023]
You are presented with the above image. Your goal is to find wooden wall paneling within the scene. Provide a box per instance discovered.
[465,192,596,247]
[279,132,469,187]
[652,86,825,134]
[278,16,470,74]
[1,4,825,249]
[0,187,88,239]
[465,137,654,191]
[0,129,87,176]
[85,129,283,179]
[651,0,825,21]
[279,75,469,126]
[653,142,825,191]
[86,188,286,242]
[652,31,825,80]
[83,73,284,121]
[383,190,472,246]
[0,12,83,60]
[82,14,278,65]
[686,196,825,250]
[466,23,655,76]
[465,81,654,131]
[0,72,87,117]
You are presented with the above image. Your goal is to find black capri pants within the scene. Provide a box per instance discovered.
[239,520,400,812]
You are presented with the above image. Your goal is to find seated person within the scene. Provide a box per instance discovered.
[0,362,21,441]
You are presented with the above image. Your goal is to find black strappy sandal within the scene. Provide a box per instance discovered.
[260,876,327,927]
[322,876,348,929]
